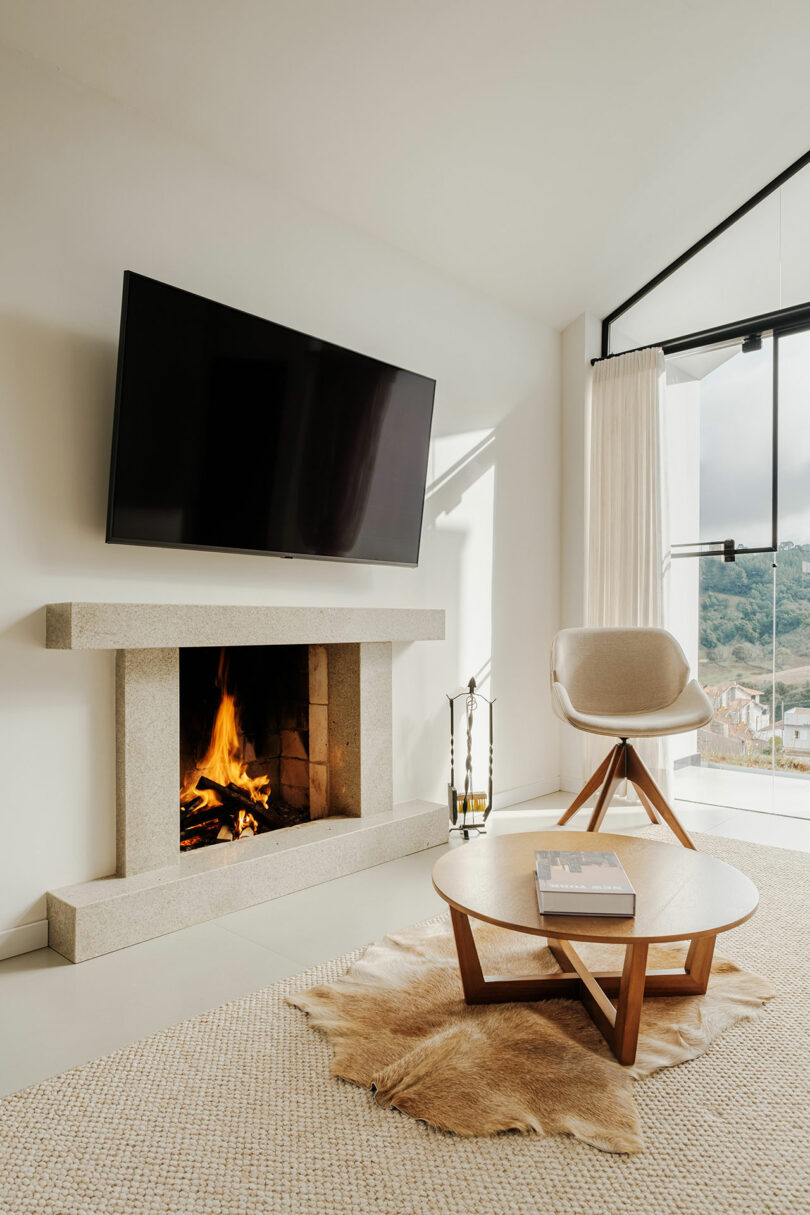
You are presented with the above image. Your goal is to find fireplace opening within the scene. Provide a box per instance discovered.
[179,644,328,851]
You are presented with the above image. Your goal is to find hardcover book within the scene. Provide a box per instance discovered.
[534,849,636,916]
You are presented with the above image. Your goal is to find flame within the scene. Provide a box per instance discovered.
[180,650,269,840]
[236,808,257,835]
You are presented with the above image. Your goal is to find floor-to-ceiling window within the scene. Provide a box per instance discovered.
[665,329,810,819]
[663,335,810,817]
[602,156,810,820]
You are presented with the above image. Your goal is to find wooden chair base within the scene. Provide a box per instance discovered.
[450,906,714,1065]
[558,741,696,849]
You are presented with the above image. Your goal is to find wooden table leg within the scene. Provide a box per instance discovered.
[685,934,716,993]
[450,910,581,1003]
[448,911,713,1066]
[613,942,649,1065]
[449,906,486,1001]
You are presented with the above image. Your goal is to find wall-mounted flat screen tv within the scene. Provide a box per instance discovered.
[106,272,435,565]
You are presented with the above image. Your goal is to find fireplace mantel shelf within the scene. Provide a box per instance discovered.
[45,602,445,650]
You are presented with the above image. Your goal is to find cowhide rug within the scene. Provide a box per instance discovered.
[288,917,775,1154]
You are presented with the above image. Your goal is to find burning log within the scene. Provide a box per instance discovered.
[196,775,258,811]
[227,781,261,804]
[248,801,288,831]
[181,800,219,827]
[180,824,225,849]
[181,795,205,814]
[180,820,223,850]
[181,817,220,835]
[195,775,285,830]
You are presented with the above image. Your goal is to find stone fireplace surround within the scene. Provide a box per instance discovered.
[45,603,445,962]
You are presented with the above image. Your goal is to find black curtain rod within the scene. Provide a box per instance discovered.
[590,299,810,366]
[600,146,810,358]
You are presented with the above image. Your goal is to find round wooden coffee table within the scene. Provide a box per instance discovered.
[432,830,758,1065]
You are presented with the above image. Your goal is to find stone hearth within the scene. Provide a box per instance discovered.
[44,603,445,962]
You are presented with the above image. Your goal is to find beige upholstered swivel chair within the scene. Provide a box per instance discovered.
[551,627,713,850]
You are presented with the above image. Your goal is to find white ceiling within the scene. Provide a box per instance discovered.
[2,0,810,328]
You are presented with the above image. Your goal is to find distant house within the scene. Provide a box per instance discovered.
[783,707,810,755]
[702,682,770,734]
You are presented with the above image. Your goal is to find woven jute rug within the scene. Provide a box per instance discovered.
[1,831,808,1215]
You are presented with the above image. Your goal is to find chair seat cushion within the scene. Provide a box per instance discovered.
[552,678,713,739]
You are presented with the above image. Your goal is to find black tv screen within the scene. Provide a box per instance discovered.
[106,272,435,565]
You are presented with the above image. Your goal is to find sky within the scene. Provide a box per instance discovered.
[677,330,810,548]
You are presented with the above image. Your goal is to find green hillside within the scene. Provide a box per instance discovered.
[699,542,810,718]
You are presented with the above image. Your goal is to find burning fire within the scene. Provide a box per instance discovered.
[180,651,270,848]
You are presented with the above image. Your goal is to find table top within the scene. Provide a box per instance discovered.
[432,830,759,944]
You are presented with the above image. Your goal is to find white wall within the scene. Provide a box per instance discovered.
[559,313,600,791]
[0,45,560,936]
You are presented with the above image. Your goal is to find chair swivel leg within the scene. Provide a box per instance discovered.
[634,784,661,824]
[625,744,696,850]
[556,747,615,825]
[586,741,627,833]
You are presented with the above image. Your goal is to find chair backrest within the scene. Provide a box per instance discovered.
[551,627,690,716]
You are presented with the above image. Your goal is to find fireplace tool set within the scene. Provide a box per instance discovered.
[448,676,493,838]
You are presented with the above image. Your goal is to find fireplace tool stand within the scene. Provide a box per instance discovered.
[448,677,494,839]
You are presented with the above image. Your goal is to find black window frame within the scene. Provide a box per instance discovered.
[595,148,810,563]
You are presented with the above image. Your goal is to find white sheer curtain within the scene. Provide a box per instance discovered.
[585,346,671,794]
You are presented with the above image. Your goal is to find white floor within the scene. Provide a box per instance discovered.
[675,763,810,819]
[2,791,809,1100]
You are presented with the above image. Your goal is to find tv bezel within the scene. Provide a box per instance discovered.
[106,271,436,567]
